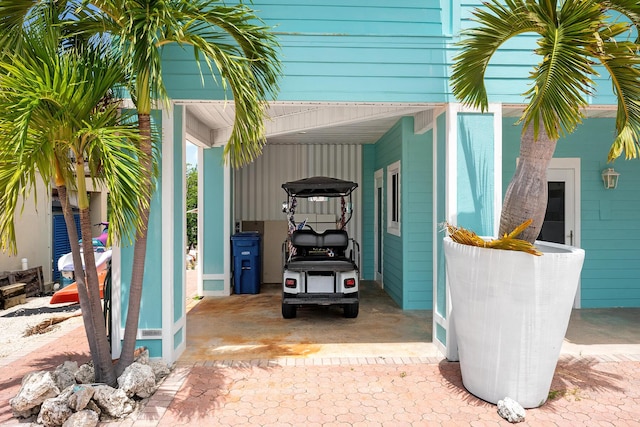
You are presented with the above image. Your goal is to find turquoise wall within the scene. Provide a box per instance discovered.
[402,120,433,309]
[503,118,640,308]
[161,0,449,103]
[202,147,226,293]
[119,112,163,357]
[375,120,403,306]
[372,117,433,309]
[173,106,185,323]
[456,113,495,235]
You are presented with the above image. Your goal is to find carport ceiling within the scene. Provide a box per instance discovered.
[182,102,441,147]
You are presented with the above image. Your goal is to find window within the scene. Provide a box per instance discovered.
[387,161,401,236]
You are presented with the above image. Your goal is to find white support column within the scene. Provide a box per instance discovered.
[161,106,175,364]
[436,103,503,361]
[223,160,231,294]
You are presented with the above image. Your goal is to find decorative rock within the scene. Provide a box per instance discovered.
[37,388,74,427]
[74,364,95,384]
[150,360,171,382]
[92,385,134,418]
[67,385,95,412]
[54,361,79,391]
[134,349,150,365]
[117,362,156,398]
[498,397,526,423]
[62,409,99,427]
[85,400,101,417]
[10,371,61,417]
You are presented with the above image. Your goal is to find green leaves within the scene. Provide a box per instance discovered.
[0,5,148,252]
[451,0,640,161]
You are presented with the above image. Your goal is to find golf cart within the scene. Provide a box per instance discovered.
[281,176,360,318]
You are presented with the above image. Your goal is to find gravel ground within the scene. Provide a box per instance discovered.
[0,296,84,361]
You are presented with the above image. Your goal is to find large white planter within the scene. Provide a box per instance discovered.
[443,237,585,408]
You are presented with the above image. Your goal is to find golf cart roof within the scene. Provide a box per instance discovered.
[282,176,358,198]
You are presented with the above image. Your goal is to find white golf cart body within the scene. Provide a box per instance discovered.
[281,177,360,318]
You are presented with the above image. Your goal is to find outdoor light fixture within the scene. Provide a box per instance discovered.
[601,168,620,189]
[282,201,288,212]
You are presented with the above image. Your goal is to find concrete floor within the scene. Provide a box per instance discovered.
[181,274,640,363]
[181,280,438,363]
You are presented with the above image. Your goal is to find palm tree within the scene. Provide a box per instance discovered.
[451,0,640,243]
[69,0,282,374]
[0,5,147,386]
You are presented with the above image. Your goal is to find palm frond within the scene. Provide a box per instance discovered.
[520,0,602,140]
[451,0,535,112]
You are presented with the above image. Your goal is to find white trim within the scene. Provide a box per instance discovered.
[224,161,231,295]
[374,168,384,285]
[161,107,175,364]
[110,245,122,359]
[445,104,458,226]
[547,157,582,308]
[203,290,228,297]
[490,104,503,236]
[432,109,443,357]
[386,161,401,236]
[196,146,204,297]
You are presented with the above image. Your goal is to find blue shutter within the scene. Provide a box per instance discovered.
[52,214,82,281]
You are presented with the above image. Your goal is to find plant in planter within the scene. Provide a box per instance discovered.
[448,0,640,408]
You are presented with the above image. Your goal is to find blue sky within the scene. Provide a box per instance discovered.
[186,141,198,166]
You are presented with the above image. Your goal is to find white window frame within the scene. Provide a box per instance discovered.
[387,161,401,236]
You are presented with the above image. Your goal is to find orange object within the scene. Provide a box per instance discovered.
[49,269,107,305]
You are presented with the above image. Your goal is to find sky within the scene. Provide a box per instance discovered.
[186,141,198,166]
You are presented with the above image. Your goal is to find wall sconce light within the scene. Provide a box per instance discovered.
[601,168,620,189]
[282,201,288,213]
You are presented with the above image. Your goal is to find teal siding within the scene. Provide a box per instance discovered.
[456,113,495,235]
[375,120,403,307]
[361,145,376,280]
[119,114,163,331]
[503,118,640,308]
[373,117,433,309]
[162,0,621,104]
[202,148,225,275]
[161,1,450,103]
[402,120,433,310]
[173,106,185,323]
[174,328,183,350]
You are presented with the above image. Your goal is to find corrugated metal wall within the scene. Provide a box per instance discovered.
[234,143,363,242]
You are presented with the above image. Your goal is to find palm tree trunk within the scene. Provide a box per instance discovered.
[79,206,117,385]
[57,185,100,366]
[499,123,557,243]
[58,184,116,385]
[116,112,152,376]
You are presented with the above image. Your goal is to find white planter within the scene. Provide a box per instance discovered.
[443,237,585,408]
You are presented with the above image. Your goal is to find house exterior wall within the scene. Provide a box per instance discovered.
[503,117,640,308]
[374,119,403,307]
[401,119,433,309]
[162,0,451,104]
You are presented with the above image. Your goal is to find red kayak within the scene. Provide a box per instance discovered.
[50,269,107,304]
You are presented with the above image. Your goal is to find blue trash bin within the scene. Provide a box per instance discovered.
[231,232,261,294]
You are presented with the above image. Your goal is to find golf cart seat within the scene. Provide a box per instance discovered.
[287,229,355,271]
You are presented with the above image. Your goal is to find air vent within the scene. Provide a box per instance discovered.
[141,329,162,337]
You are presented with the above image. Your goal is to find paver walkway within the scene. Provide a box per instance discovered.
[2,323,640,426]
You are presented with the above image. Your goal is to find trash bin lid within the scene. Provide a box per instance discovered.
[231,232,261,240]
